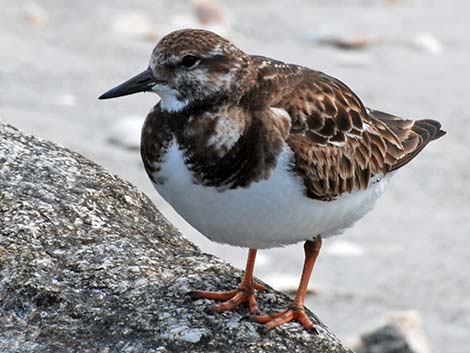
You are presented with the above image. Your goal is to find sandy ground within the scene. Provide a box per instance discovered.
[1,0,469,351]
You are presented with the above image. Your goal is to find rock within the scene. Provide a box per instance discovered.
[408,33,443,55]
[21,3,48,27]
[353,311,430,353]
[0,121,352,353]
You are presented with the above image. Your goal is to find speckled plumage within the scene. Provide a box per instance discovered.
[135,28,447,249]
[140,30,445,203]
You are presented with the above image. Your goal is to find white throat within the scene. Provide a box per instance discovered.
[152,84,188,113]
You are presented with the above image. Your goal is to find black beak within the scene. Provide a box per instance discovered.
[99,68,156,100]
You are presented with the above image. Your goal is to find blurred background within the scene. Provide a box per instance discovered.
[1,0,469,351]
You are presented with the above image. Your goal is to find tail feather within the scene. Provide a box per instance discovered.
[416,119,446,140]
[368,109,446,171]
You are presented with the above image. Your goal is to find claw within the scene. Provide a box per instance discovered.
[254,306,315,332]
[254,282,266,292]
[192,280,264,314]
[191,289,239,301]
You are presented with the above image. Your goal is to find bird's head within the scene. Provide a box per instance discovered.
[99,29,254,112]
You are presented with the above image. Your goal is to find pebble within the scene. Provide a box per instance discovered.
[322,35,380,50]
[111,12,157,41]
[169,0,229,36]
[22,3,48,27]
[194,0,225,25]
[309,30,380,50]
[408,33,443,55]
[107,116,143,150]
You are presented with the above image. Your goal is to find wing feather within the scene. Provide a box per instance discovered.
[253,59,445,201]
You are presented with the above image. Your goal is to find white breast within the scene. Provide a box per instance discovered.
[152,141,390,249]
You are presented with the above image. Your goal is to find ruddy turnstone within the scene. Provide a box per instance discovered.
[99,29,446,331]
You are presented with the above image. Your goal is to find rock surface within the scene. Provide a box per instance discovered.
[0,121,352,353]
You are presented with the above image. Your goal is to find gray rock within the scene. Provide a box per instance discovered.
[354,312,430,353]
[357,325,415,353]
[0,121,352,353]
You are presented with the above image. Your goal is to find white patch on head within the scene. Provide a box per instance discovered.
[194,66,236,94]
[192,70,220,92]
[152,143,391,249]
[152,84,188,113]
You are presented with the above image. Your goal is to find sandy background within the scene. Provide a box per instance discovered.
[1,0,469,351]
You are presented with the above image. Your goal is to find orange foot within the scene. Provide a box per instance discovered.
[191,281,265,314]
[254,304,317,333]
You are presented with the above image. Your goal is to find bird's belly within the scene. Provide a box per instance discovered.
[152,142,389,249]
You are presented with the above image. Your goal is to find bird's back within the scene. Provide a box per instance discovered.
[248,56,446,201]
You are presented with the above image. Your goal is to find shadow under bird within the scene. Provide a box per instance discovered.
[99,29,446,332]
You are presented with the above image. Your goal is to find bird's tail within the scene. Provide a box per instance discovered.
[368,109,446,171]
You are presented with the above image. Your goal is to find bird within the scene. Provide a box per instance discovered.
[99,28,446,332]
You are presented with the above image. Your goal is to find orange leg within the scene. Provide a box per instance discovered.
[192,248,265,314]
[255,236,322,332]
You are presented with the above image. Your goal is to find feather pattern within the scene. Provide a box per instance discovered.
[139,30,445,205]
[247,57,445,200]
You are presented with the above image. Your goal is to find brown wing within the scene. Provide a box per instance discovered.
[256,64,445,201]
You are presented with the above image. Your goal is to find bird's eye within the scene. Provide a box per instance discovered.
[180,55,200,68]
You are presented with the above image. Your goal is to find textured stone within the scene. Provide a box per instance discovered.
[0,121,352,353]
